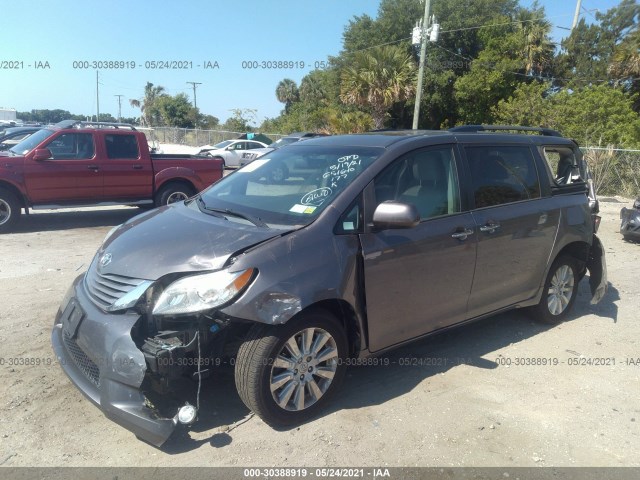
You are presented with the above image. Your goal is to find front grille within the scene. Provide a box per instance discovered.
[85,267,147,311]
[62,332,101,387]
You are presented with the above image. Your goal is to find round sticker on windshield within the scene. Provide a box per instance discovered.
[301,187,332,206]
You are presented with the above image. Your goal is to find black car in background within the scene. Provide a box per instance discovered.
[0,126,42,151]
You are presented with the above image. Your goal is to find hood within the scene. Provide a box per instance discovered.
[97,202,284,280]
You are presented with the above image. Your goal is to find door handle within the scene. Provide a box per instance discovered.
[132,165,143,170]
[451,228,474,240]
[480,223,500,233]
[87,165,99,171]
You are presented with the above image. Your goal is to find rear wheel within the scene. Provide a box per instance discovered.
[154,183,196,207]
[530,255,579,324]
[0,188,21,233]
[235,310,348,427]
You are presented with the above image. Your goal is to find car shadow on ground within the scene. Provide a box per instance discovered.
[160,278,621,454]
[12,208,143,233]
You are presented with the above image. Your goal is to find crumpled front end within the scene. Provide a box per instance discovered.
[51,274,179,447]
[620,205,640,240]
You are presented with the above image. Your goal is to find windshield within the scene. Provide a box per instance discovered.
[213,140,233,149]
[198,144,383,228]
[9,128,55,155]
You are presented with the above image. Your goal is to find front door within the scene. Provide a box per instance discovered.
[361,146,477,352]
[25,132,103,203]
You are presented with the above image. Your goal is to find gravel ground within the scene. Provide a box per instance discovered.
[0,198,638,468]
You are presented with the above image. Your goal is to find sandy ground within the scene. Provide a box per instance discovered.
[0,198,638,468]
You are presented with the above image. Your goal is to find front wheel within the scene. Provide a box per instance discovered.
[154,183,196,207]
[530,255,579,324]
[0,188,21,233]
[235,311,348,427]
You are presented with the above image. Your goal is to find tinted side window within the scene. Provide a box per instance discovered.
[106,134,140,159]
[374,147,460,220]
[465,146,541,208]
[46,133,95,159]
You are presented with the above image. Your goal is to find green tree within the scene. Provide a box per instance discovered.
[340,45,417,129]
[129,82,166,127]
[154,93,197,128]
[516,4,554,76]
[454,23,524,124]
[223,109,257,132]
[495,83,640,148]
[275,79,299,114]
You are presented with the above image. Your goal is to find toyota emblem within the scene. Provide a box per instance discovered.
[99,253,113,268]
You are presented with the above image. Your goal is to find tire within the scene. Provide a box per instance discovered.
[235,310,348,427]
[154,183,196,207]
[530,255,579,324]
[0,187,21,233]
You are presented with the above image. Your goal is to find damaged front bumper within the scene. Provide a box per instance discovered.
[620,207,640,239]
[51,274,178,447]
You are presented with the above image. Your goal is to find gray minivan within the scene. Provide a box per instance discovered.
[51,127,606,446]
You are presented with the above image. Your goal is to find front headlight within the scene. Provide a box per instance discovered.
[152,268,255,316]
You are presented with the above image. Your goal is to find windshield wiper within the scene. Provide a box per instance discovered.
[197,196,268,228]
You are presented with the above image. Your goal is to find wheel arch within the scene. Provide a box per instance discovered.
[554,240,590,273]
[290,299,362,358]
[0,180,27,208]
[155,177,197,195]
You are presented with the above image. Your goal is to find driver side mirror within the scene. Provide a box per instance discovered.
[372,201,420,229]
[33,148,53,161]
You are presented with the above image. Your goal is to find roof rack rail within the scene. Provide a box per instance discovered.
[449,125,562,137]
[54,120,137,130]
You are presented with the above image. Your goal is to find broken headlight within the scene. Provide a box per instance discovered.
[152,268,255,316]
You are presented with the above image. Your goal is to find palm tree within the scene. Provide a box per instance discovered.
[609,29,640,79]
[517,7,554,77]
[275,79,299,114]
[129,82,166,126]
[340,45,417,129]
[609,29,640,111]
[299,74,326,105]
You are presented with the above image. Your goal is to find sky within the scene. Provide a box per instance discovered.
[0,0,624,127]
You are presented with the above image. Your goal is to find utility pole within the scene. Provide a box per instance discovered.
[187,81,202,129]
[412,0,432,130]
[186,81,202,109]
[114,95,123,122]
[96,71,100,122]
[572,0,582,31]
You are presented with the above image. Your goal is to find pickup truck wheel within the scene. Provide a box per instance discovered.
[0,188,21,233]
[530,255,579,324]
[155,183,195,207]
[235,310,348,427]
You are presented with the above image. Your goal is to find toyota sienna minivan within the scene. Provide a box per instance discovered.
[52,127,606,446]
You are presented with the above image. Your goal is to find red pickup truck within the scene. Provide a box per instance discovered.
[0,120,223,232]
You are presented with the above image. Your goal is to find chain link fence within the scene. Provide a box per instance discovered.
[138,127,285,149]
[583,147,640,198]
